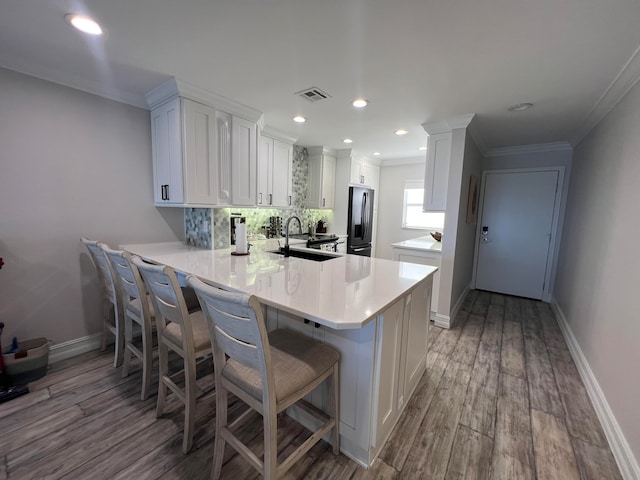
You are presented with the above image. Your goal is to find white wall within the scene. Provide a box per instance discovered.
[0,68,184,346]
[554,78,640,470]
[375,161,425,260]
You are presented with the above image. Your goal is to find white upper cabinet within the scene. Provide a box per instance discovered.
[258,130,294,207]
[150,97,185,205]
[422,131,452,211]
[307,147,336,209]
[350,157,380,190]
[146,78,263,207]
[151,97,221,206]
[231,115,257,206]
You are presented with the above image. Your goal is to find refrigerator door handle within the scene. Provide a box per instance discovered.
[362,193,367,239]
[351,246,370,252]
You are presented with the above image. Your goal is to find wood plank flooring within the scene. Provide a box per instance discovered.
[0,291,622,479]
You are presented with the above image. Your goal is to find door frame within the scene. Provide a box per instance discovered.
[471,166,565,302]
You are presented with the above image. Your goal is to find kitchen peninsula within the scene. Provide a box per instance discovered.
[123,240,437,467]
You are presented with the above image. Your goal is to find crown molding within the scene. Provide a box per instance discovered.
[335,148,382,166]
[485,141,573,158]
[306,145,337,157]
[380,156,425,167]
[571,43,640,146]
[422,113,476,135]
[145,77,263,123]
[1,64,148,109]
[261,125,297,144]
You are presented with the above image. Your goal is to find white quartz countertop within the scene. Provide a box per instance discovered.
[121,240,437,330]
[392,235,443,253]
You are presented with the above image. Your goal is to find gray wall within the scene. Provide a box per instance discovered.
[450,131,483,314]
[555,79,640,464]
[0,68,184,345]
[374,161,425,260]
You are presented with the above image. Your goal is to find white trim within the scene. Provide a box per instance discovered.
[145,77,264,122]
[48,332,103,364]
[551,299,640,480]
[380,157,425,167]
[484,141,573,158]
[572,43,640,147]
[261,125,297,144]
[422,114,475,135]
[432,313,450,329]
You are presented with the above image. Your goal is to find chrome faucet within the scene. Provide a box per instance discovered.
[283,215,302,257]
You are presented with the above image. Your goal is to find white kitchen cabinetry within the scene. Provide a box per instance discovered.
[307,146,336,209]
[258,132,294,207]
[231,116,257,206]
[146,78,262,207]
[151,97,223,205]
[393,245,441,319]
[350,157,380,191]
[423,131,452,211]
[266,277,432,466]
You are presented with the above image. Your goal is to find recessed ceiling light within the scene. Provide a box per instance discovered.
[508,102,534,112]
[372,152,381,156]
[418,146,427,151]
[65,13,103,35]
[343,138,353,144]
[352,98,368,108]
[395,129,408,136]
[293,115,306,123]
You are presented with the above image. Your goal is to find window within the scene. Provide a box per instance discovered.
[402,180,445,230]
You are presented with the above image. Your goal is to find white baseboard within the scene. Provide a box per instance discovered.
[48,332,103,364]
[432,313,450,329]
[551,299,640,480]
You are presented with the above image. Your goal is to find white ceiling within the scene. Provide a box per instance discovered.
[2,0,640,159]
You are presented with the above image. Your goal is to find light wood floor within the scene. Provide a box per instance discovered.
[0,291,622,480]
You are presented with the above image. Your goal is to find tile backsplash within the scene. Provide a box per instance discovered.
[185,145,334,249]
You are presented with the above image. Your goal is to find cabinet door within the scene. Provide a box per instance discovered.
[350,159,362,184]
[257,135,273,206]
[183,99,218,205]
[372,299,404,449]
[150,98,184,204]
[231,116,257,206]
[216,111,232,205]
[321,154,336,209]
[403,280,431,402]
[395,251,440,314]
[272,140,293,207]
[423,131,452,211]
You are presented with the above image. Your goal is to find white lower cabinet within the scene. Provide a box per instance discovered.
[263,276,432,467]
[392,247,441,319]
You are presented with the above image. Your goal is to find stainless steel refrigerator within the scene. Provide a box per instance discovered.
[347,186,374,256]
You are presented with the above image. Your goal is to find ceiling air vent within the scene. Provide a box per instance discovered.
[295,87,332,102]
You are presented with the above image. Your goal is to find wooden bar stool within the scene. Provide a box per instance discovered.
[81,237,124,368]
[132,258,212,454]
[188,275,341,480]
[102,247,155,400]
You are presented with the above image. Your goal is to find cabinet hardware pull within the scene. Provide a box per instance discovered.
[259,192,262,204]
[304,319,310,324]
[269,193,273,205]
[288,195,292,205]
[323,198,326,207]
[314,322,321,328]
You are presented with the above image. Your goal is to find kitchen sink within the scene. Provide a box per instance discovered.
[269,248,339,262]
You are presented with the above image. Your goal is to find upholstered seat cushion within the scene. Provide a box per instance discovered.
[163,310,211,352]
[222,328,340,403]
[126,295,155,319]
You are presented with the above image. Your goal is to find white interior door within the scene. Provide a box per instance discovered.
[474,170,559,299]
